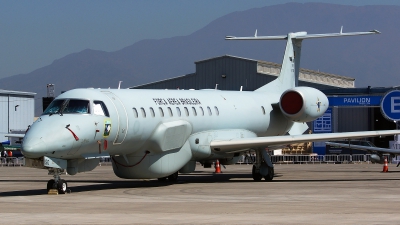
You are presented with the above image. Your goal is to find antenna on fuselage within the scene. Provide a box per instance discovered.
[240,86,243,91]
[215,84,218,90]
[118,81,123,89]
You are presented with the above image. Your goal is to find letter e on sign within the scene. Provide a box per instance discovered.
[391,97,400,113]
[381,90,400,121]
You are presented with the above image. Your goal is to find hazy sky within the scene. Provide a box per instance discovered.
[1,0,399,79]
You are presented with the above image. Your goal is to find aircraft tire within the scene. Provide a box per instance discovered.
[57,179,68,194]
[252,165,262,181]
[47,179,55,192]
[168,171,178,182]
[264,167,274,182]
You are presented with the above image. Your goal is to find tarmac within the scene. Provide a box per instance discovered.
[1,163,400,224]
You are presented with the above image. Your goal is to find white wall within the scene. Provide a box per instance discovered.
[0,93,35,142]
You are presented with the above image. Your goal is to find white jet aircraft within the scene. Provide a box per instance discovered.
[21,28,400,194]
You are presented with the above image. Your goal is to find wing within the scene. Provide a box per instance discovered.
[210,130,400,153]
[325,142,400,154]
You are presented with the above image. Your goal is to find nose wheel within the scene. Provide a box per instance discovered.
[47,169,68,194]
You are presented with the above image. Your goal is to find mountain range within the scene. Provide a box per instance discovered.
[1,2,400,116]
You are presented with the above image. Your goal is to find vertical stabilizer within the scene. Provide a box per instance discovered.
[257,32,305,93]
[225,29,380,94]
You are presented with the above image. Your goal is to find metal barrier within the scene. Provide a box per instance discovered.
[0,155,393,167]
[237,154,392,165]
[0,157,25,167]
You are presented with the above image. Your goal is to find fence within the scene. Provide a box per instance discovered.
[0,155,395,167]
[0,157,25,167]
[0,157,113,167]
[237,154,392,165]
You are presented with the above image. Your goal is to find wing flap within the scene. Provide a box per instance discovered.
[210,130,400,153]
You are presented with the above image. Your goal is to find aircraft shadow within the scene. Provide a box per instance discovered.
[1,172,400,196]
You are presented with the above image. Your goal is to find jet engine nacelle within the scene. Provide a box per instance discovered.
[279,87,329,122]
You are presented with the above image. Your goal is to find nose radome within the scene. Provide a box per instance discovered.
[22,136,47,158]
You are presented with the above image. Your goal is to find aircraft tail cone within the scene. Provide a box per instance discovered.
[383,157,389,173]
[214,160,222,174]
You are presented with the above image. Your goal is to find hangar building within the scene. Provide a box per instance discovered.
[131,55,397,154]
[131,55,354,91]
[0,89,36,143]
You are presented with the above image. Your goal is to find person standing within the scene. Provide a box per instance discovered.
[1,144,7,164]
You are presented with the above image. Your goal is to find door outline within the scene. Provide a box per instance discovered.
[102,91,128,144]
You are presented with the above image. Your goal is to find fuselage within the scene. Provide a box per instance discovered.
[22,88,291,160]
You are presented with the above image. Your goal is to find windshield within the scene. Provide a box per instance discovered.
[42,99,64,115]
[42,99,90,115]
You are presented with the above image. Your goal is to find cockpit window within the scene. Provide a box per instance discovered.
[63,100,90,114]
[93,101,110,117]
[42,99,90,115]
[43,99,64,115]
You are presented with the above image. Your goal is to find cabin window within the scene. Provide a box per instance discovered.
[184,107,189,116]
[176,107,181,117]
[207,106,212,116]
[214,106,219,116]
[159,107,164,117]
[261,106,265,115]
[168,107,173,117]
[150,107,155,117]
[132,108,138,118]
[140,107,146,118]
[93,101,109,117]
[192,107,197,116]
[199,106,204,116]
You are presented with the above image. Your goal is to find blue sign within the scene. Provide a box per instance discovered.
[380,90,400,121]
[328,96,381,107]
[313,108,332,133]
[312,108,332,155]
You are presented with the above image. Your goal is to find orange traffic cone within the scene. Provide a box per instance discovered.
[214,160,222,174]
[383,157,389,172]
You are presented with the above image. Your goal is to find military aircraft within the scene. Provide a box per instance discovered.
[21,28,400,194]
[325,140,400,164]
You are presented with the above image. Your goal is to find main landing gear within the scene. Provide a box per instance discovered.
[252,149,274,182]
[157,171,179,182]
[47,168,68,194]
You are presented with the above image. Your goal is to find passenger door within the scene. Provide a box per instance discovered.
[102,91,128,144]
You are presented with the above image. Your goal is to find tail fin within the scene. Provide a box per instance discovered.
[226,29,380,94]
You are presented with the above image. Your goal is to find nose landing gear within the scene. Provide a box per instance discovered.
[47,168,68,194]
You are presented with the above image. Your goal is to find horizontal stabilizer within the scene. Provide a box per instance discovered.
[210,130,399,153]
[225,30,380,40]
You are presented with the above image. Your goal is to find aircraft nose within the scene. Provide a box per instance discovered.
[22,136,47,158]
